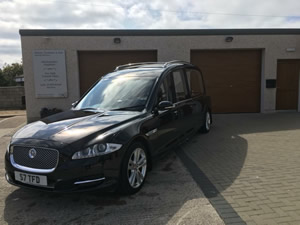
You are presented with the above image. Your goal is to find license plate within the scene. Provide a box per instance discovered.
[14,171,47,186]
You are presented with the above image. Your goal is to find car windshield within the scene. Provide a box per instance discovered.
[75,76,156,111]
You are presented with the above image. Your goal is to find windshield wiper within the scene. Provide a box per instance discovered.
[110,105,145,111]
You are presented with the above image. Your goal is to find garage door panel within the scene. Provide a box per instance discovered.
[78,50,157,95]
[277,62,299,90]
[197,50,261,63]
[276,91,297,110]
[209,86,260,112]
[206,80,260,88]
[276,60,300,110]
[191,50,261,113]
[201,68,261,83]
[208,87,259,96]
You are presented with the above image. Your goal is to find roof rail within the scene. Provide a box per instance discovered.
[114,60,192,71]
[114,62,164,71]
[163,60,192,67]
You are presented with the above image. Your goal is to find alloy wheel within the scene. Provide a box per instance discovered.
[127,147,147,188]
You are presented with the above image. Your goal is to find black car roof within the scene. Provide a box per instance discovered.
[103,60,195,79]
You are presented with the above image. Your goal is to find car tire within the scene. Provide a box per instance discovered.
[200,110,211,133]
[118,142,148,195]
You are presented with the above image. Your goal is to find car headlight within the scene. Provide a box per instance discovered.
[71,143,122,160]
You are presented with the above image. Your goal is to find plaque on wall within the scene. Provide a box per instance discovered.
[33,50,68,98]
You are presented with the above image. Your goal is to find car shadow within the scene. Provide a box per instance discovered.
[180,112,300,195]
[3,151,216,225]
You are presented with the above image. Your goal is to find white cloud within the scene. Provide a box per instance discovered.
[1,0,300,67]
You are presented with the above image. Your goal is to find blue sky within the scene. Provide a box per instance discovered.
[0,0,300,67]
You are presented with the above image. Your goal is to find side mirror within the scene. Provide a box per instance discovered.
[158,101,174,110]
[71,101,78,108]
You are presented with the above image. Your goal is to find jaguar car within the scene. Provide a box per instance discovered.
[5,60,212,194]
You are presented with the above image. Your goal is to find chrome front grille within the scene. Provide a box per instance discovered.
[11,146,59,173]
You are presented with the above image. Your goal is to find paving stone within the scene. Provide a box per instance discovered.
[182,113,300,225]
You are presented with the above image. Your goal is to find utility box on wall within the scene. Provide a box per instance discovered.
[266,79,277,88]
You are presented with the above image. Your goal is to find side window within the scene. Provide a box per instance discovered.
[186,69,205,97]
[172,70,188,102]
[165,73,175,103]
[157,80,168,103]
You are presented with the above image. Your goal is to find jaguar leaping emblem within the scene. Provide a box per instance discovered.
[28,148,37,159]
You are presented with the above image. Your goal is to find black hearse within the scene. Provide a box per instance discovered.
[5,61,211,194]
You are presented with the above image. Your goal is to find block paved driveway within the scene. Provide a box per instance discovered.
[181,113,300,225]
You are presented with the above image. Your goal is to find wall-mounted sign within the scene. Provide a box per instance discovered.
[33,50,68,98]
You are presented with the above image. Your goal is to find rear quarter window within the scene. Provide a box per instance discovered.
[172,70,188,102]
[186,69,205,97]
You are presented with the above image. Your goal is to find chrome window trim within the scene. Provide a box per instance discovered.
[10,145,59,174]
[74,177,105,185]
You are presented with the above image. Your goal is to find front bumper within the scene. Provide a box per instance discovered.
[5,149,123,192]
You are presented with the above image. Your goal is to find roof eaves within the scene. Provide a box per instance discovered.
[19,29,300,37]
